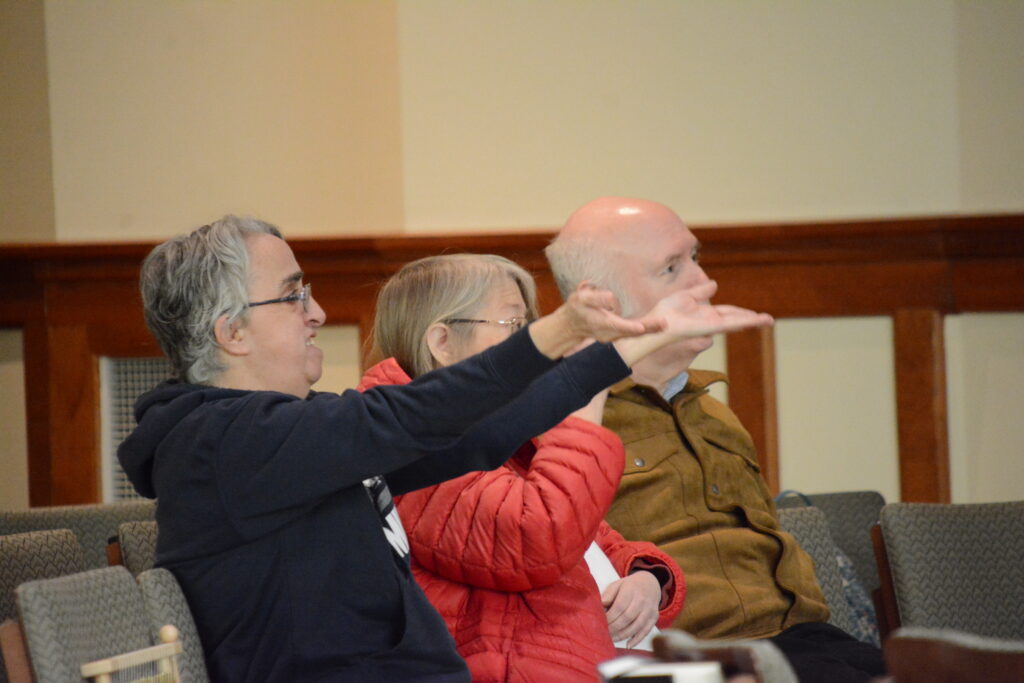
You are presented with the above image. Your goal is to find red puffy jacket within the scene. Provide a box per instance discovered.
[358,359,685,682]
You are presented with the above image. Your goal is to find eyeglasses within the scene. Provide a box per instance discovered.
[445,317,529,333]
[247,283,312,313]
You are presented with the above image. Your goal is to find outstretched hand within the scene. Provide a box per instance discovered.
[649,281,774,338]
[562,283,665,342]
[613,281,774,367]
[528,282,666,359]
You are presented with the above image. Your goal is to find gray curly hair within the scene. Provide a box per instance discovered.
[140,215,282,384]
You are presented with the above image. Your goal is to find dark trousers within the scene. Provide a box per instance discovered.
[768,622,886,683]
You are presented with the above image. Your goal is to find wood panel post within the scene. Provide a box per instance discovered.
[47,324,101,504]
[22,320,53,506]
[893,308,950,502]
[724,326,780,494]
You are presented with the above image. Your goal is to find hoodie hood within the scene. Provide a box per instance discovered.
[117,380,243,498]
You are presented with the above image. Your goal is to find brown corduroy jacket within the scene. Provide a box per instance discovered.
[603,369,829,640]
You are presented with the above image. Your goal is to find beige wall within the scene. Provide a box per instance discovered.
[946,314,1024,503]
[0,330,29,510]
[315,325,364,395]
[0,0,55,242]
[43,0,404,241]
[957,1,1024,211]
[1,1,1022,506]
[398,0,961,230]
[776,318,901,502]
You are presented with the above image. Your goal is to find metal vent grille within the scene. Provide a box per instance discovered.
[100,357,173,502]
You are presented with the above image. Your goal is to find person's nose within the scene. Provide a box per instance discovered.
[306,294,326,327]
[687,261,712,289]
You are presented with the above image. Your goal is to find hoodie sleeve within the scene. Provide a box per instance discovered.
[385,341,629,495]
[154,330,628,537]
[394,416,625,592]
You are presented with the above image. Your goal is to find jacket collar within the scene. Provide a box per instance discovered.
[357,357,413,391]
[610,368,728,410]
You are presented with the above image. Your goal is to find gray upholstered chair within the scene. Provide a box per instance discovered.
[878,501,1024,639]
[138,569,209,683]
[776,490,886,594]
[119,520,159,577]
[0,529,87,683]
[0,501,156,568]
[776,506,859,639]
[16,566,158,682]
[0,530,87,625]
[883,627,1024,683]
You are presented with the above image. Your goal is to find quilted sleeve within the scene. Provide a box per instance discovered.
[395,416,626,592]
[596,522,686,628]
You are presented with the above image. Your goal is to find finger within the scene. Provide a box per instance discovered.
[715,313,774,331]
[611,606,645,643]
[629,313,668,334]
[590,316,656,341]
[575,285,619,312]
[606,593,642,633]
[601,582,621,609]
[679,311,772,336]
[712,304,772,319]
[625,616,657,648]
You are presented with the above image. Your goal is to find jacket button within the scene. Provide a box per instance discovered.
[633,457,646,467]
[711,484,720,495]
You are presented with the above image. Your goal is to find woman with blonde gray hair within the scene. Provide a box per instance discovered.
[359,253,770,681]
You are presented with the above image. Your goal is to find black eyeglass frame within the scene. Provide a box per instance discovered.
[247,283,312,313]
[445,317,530,333]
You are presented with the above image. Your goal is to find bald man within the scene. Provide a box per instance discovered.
[546,198,885,683]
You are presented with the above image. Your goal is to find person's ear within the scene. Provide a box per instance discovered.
[214,314,250,357]
[425,322,454,367]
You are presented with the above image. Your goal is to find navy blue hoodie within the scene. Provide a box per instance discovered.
[118,330,629,682]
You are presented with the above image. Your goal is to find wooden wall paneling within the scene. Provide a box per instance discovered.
[2,215,1022,505]
[893,308,951,503]
[710,261,953,318]
[724,327,780,494]
[951,259,1024,311]
[21,319,53,506]
[46,324,100,504]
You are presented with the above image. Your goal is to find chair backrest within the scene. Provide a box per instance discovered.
[0,501,156,568]
[884,627,1024,683]
[137,569,209,683]
[0,530,87,623]
[879,501,1024,639]
[0,530,87,683]
[776,490,885,593]
[16,566,153,683]
[119,521,159,577]
[776,506,859,638]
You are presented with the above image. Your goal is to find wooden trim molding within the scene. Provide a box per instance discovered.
[893,309,951,502]
[725,327,779,493]
[2,214,1022,504]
